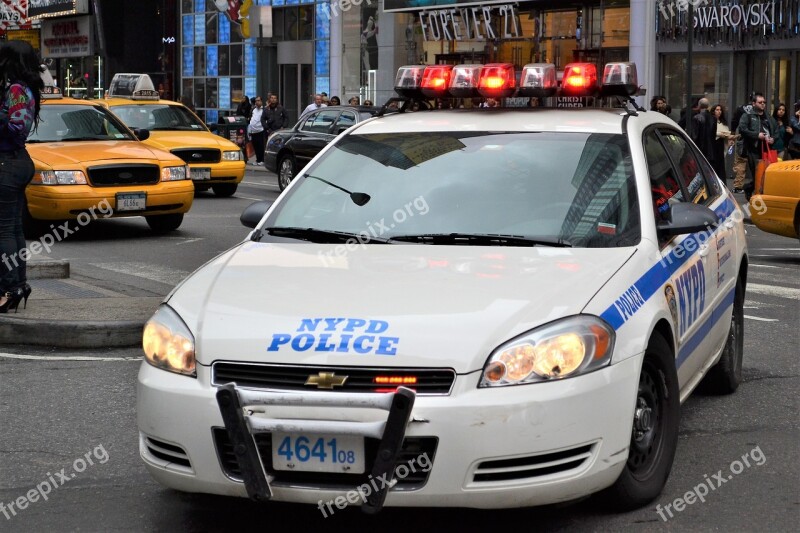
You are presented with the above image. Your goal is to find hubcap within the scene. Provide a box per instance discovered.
[628,362,662,474]
[279,160,293,188]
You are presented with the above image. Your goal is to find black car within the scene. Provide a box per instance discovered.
[265,106,381,190]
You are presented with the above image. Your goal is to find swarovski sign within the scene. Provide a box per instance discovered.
[657,0,776,29]
[418,4,520,42]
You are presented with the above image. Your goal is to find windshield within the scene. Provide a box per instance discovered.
[109,104,207,131]
[28,105,137,142]
[264,131,640,248]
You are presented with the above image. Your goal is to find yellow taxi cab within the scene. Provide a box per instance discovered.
[95,74,245,197]
[25,76,194,237]
[750,160,800,241]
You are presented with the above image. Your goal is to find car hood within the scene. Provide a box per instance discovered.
[28,141,175,166]
[144,131,237,151]
[169,243,635,372]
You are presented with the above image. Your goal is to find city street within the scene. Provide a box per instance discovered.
[1,170,798,532]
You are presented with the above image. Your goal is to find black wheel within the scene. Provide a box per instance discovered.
[146,213,184,233]
[601,333,679,510]
[703,278,744,394]
[277,155,296,191]
[194,185,210,194]
[212,184,238,197]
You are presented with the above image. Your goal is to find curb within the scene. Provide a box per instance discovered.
[28,259,70,280]
[0,316,143,348]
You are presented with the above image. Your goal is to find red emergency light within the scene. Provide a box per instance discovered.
[561,63,598,96]
[478,63,516,98]
[421,65,454,98]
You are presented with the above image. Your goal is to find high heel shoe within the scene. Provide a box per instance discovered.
[19,283,31,310]
[0,288,24,314]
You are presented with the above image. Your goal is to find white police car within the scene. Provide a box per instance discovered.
[137,62,748,513]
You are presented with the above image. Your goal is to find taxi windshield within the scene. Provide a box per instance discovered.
[265,131,640,248]
[28,105,136,143]
[109,104,207,131]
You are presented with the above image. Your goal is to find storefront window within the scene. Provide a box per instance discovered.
[662,54,731,122]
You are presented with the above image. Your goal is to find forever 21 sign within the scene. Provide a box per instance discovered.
[419,4,521,42]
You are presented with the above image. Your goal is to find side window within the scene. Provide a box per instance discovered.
[333,111,356,134]
[659,131,710,205]
[644,131,683,223]
[300,113,316,132]
[310,110,340,133]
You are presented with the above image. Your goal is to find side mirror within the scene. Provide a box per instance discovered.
[657,202,719,237]
[240,200,273,228]
[133,128,150,141]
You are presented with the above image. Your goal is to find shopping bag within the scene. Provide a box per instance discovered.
[761,141,778,165]
[754,157,768,195]
[245,141,255,160]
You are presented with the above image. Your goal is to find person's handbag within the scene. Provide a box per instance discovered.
[762,140,778,164]
[245,141,255,160]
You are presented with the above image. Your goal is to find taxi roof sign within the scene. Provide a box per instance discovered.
[40,67,62,99]
[108,73,160,101]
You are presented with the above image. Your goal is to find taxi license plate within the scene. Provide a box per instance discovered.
[192,168,211,181]
[116,192,146,211]
[271,433,365,474]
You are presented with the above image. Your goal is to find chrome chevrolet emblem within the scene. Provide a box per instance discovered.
[305,372,348,390]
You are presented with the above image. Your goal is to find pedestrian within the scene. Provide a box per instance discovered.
[736,92,777,200]
[691,98,716,163]
[363,99,373,107]
[236,95,252,121]
[711,104,735,183]
[528,96,541,108]
[678,97,700,130]
[320,92,329,105]
[329,96,341,106]
[348,96,359,105]
[248,95,265,165]
[650,95,670,116]
[787,101,800,160]
[730,93,753,192]
[261,93,289,137]
[301,94,326,117]
[771,103,790,160]
[0,40,43,313]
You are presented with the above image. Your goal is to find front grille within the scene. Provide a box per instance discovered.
[143,436,192,470]
[472,443,594,483]
[171,148,221,164]
[87,164,160,186]
[213,427,436,489]
[212,363,456,395]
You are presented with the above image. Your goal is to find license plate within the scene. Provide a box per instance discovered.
[271,433,365,474]
[116,192,146,211]
[192,167,211,181]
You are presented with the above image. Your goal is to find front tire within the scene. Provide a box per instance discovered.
[146,214,184,233]
[277,155,296,191]
[703,278,744,394]
[601,333,679,510]
[212,184,238,197]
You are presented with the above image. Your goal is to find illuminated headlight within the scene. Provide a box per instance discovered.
[161,165,188,181]
[222,150,242,161]
[32,170,87,185]
[479,316,614,387]
[142,305,196,377]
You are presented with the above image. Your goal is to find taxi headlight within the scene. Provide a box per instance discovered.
[161,165,188,181]
[222,150,242,161]
[479,316,614,387]
[31,170,87,185]
[142,305,196,377]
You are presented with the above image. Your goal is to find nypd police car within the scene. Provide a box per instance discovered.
[137,62,748,513]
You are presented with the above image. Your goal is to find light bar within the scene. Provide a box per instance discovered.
[561,63,599,97]
[518,63,557,98]
[449,65,483,98]
[478,63,516,98]
[421,65,454,98]
[599,62,639,97]
[394,65,427,99]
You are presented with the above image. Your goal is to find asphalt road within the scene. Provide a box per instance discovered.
[0,179,798,532]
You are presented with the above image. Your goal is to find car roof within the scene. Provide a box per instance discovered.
[42,97,101,106]
[100,98,183,107]
[354,107,658,135]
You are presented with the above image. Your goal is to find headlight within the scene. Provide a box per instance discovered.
[31,170,87,185]
[142,305,196,376]
[479,316,614,387]
[161,165,188,181]
[222,150,242,161]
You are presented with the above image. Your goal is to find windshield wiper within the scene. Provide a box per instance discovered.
[262,226,393,244]
[389,233,572,247]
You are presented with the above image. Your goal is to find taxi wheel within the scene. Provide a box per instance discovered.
[212,184,238,197]
[277,155,295,191]
[146,214,184,233]
[601,334,679,510]
[703,278,744,394]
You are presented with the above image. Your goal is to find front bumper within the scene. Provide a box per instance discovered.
[190,161,245,185]
[137,354,642,509]
[750,194,800,238]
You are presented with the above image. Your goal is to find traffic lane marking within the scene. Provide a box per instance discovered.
[743,316,779,322]
[0,352,140,361]
[746,283,800,299]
